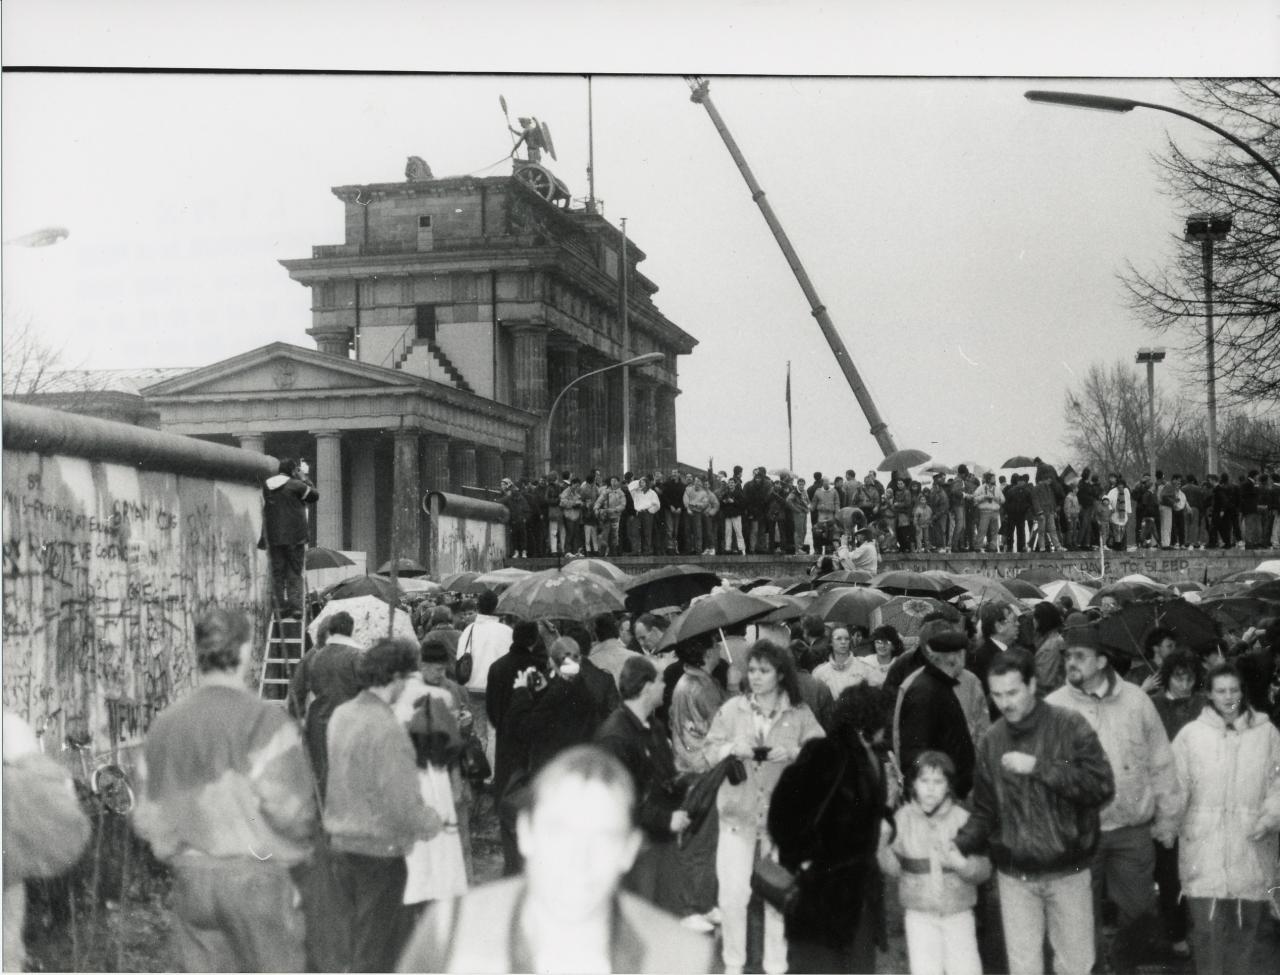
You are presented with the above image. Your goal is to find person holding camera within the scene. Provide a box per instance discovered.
[262,457,318,618]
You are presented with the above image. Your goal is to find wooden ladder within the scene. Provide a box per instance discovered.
[258,609,308,701]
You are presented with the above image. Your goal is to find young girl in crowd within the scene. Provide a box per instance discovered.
[911,488,933,553]
[878,751,990,975]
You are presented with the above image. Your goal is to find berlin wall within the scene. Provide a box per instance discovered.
[424,490,508,578]
[2,402,274,767]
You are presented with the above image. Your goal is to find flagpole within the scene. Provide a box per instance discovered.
[786,361,794,473]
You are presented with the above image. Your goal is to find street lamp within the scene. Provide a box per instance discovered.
[544,351,665,475]
[1184,212,1232,474]
[1135,347,1166,480]
[1023,90,1280,193]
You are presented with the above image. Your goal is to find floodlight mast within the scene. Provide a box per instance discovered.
[687,77,899,458]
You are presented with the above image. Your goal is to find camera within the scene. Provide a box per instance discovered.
[526,668,547,693]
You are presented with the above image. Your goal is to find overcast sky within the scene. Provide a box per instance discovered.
[3,5,1268,477]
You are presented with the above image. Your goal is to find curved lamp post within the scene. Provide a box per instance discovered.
[1026,88,1279,474]
[543,351,665,475]
[1024,90,1280,192]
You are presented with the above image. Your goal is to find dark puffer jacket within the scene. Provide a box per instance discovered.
[955,699,1114,875]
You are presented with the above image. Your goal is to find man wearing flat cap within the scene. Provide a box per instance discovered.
[1046,615,1182,973]
[893,631,977,799]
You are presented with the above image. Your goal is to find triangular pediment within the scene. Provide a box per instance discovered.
[140,343,420,397]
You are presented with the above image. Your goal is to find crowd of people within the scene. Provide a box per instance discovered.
[98,565,1280,975]
[497,461,1280,560]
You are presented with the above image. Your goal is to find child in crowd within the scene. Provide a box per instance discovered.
[1063,485,1081,545]
[912,491,933,553]
[878,751,990,975]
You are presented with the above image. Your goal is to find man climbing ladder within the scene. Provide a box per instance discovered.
[262,458,318,619]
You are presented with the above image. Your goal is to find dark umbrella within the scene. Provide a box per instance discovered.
[495,568,626,622]
[816,569,874,587]
[737,577,775,593]
[877,448,931,472]
[808,587,891,630]
[624,564,722,614]
[758,593,818,624]
[376,557,429,577]
[1243,579,1280,602]
[306,546,356,571]
[440,571,480,593]
[1095,600,1221,665]
[1199,596,1280,630]
[656,589,778,650]
[1090,580,1167,608]
[1002,455,1037,469]
[323,573,403,606]
[869,570,966,599]
[781,578,816,595]
[996,577,1046,600]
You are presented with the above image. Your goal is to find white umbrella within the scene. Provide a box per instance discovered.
[309,594,417,647]
[1253,560,1280,576]
[1040,579,1098,610]
[373,574,443,595]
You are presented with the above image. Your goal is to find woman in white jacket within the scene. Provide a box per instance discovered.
[1170,662,1280,975]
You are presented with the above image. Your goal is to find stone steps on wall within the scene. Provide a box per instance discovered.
[397,338,474,394]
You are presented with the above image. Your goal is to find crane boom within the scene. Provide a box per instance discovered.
[687,78,898,457]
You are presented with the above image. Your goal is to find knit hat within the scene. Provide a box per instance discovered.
[420,638,451,664]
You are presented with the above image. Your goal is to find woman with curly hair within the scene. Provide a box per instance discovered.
[704,641,825,975]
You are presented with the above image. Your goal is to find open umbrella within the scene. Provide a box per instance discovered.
[1255,559,1280,576]
[440,571,480,593]
[1199,596,1280,631]
[996,578,1046,600]
[377,557,430,577]
[1090,579,1167,608]
[816,569,873,587]
[624,564,722,613]
[1002,455,1037,469]
[869,570,966,600]
[807,587,891,630]
[922,463,956,476]
[323,573,403,606]
[1015,567,1068,585]
[1059,464,1079,486]
[495,568,626,622]
[871,596,960,646]
[943,573,1021,608]
[877,448,931,472]
[1041,579,1102,611]
[758,592,819,624]
[561,558,629,584]
[309,594,415,646]
[473,567,534,594]
[373,574,442,595]
[954,461,990,477]
[656,589,778,650]
[737,577,775,593]
[306,546,356,571]
[1243,579,1280,602]
[1095,600,1222,663]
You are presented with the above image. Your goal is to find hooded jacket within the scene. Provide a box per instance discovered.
[262,473,318,546]
[1047,671,1181,840]
[1171,704,1280,902]
[955,699,1114,875]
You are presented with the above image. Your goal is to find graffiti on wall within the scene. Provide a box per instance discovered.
[2,450,266,760]
[433,512,507,576]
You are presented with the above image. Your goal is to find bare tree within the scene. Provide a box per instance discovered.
[2,311,66,396]
[1122,79,1280,406]
[1063,359,1194,478]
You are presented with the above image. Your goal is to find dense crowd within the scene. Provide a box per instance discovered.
[497,462,1280,560]
[22,569,1267,975]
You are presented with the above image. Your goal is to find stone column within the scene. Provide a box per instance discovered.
[578,353,608,476]
[638,383,658,474]
[422,436,451,494]
[606,369,626,476]
[510,325,549,412]
[547,343,580,474]
[450,442,478,493]
[312,430,344,550]
[236,432,266,453]
[477,447,504,490]
[348,436,377,561]
[392,429,423,564]
[656,387,678,471]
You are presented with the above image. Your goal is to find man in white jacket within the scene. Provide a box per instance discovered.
[628,476,661,556]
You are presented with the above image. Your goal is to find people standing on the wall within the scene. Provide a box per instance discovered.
[262,458,318,619]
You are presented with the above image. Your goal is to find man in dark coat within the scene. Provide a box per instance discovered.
[286,611,362,797]
[485,620,541,755]
[893,631,977,799]
[970,602,1021,718]
[595,656,689,915]
[262,457,319,617]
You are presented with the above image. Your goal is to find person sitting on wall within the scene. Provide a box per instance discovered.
[262,457,318,619]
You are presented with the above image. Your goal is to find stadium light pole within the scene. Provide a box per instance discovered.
[1135,347,1166,480]
[544,352,665,475]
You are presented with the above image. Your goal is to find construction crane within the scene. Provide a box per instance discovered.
[687,77,899,458]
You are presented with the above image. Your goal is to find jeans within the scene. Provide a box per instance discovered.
[950,507,967,550]
[996,868,1094,975]
[724,515,745,553]
[637,510,655,555]
[1153,839,1187,944]
[599,514,621,555]
[547,518,564,554]
[582,521,598,553]
[1187,897,1271,975]
[170,858,306,973]
[330,852,409,973]
[686,511,704,553]
[1090,823,1156,971]
[269,544,305,615]
[903,908,983,975]
[1159,507,1173,546]
[976,510,1000,551]
[664,508,683,553]
[717,827,787,975]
